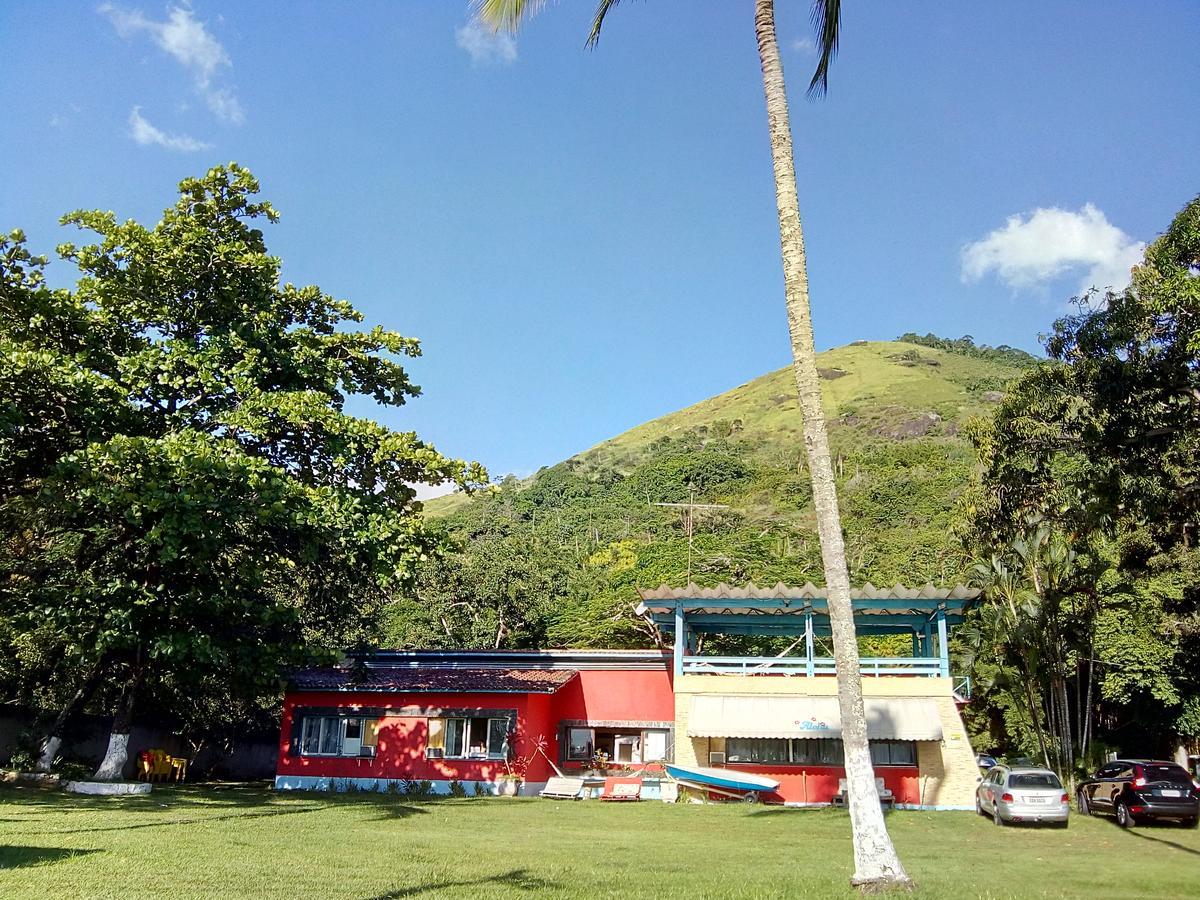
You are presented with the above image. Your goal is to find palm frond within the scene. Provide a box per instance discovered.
[586,0,626,48]
[473,0,548,33]
[806,0,841,98]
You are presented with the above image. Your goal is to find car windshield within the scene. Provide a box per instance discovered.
[1010,773,1062,789]
[1141,765,1190,783]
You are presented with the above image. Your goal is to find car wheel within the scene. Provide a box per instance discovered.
[1056,819,1069,829]
[994,805,1005,827]
[976,795,984,817]
[1183,817,1197,829]
[1076,791,1090,816]
[1116,801,1133,828]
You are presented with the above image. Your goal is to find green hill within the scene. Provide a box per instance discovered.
[398,338,1035,650]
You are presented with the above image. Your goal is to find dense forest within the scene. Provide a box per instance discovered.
[391,340,1034,656]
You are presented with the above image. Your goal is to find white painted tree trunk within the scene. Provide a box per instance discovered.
[35,735,62,773]
[753,0,911,889]
[35,653,109,773]
[93,733,130,782]
[93,668,140,782]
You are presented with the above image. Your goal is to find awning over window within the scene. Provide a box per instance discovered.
[687,695,943,741]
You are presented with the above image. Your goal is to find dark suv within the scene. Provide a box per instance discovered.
[1077,759,1199,827]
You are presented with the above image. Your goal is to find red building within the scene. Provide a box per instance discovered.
[275,650,676,794]
[276,584,982,808]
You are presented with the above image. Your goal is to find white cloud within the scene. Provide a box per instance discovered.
[791,36,816,54]
[100,4,243,123]
[205,87,244,125]
[411,481,459,502]
[456,20,518,66]
[128,107,211,152]
[961,203,1145,296]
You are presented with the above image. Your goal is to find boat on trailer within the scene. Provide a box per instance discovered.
[664,763,780,801]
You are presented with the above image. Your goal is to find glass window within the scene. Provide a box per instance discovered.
[299,716,345,756]
[300,716,321,754]
[1141,765,1190,783]
[1010,772,1062,789]
[726,738,790,764]
[870,741,916,767]
[487,719,509,758]
[444,718,466,757]
[567,728,594,761]
[431,716,508,759]
[344,719,362,740]
[792,739,844,765]
[318,717,339,755]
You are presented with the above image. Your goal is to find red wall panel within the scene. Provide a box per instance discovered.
[724,764,921,805]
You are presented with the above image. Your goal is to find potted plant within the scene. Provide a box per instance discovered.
[586,749,611,777]
[497,772,524,797]
[498,729,546,797]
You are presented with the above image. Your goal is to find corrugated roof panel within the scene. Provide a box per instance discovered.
[637,582,979,603]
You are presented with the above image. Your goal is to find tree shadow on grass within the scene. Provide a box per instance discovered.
[363,868,557,898]
[0,846,100,869]
[0,783,435,818]
[5,804,331,836]
[0,782,281,814]
[3,793,430,837]
[1118,823,1200,858]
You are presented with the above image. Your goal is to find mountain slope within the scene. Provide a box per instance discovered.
[400,338,1034,650]
[572,340,1025,472]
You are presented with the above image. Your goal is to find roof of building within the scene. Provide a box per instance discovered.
[349,649,671,671]
[636,582,980,637]
[290,666,579,694]
[637,582,980,604]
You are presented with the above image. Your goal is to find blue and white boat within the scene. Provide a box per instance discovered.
[664,763,780,798]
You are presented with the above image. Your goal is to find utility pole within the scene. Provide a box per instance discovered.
[652,490,729,583]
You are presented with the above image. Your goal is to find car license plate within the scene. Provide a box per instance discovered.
[1027,796,1047,803]
[1160,789,1181,797]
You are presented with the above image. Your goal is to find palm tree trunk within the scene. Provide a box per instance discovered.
[753,0,910,888]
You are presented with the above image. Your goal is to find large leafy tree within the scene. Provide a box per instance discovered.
[0,166,486,777]
[964,197,1200,769]
[472,0,909,888]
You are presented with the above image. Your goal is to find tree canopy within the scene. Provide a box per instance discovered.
[0,165,485,769]
[962,196,1200,771]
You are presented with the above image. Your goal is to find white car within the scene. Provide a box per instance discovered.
[976,765,1069,827]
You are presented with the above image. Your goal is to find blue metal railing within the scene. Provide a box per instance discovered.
[680,655,946,677]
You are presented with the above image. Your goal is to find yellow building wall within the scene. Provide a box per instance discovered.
[672,675,978,809]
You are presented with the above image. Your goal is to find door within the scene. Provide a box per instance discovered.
[981,768,1003,812]
[1090,763,1121,811]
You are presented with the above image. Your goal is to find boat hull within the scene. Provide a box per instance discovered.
[664,764,780,794]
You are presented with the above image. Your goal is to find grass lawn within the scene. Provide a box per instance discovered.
[2,784,1198,899]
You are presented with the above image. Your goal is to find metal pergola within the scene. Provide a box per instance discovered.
[635,582,980,679]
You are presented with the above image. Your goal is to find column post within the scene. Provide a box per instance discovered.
[673,603,685,679]
[936,608,950,678]
[805,608,815,677]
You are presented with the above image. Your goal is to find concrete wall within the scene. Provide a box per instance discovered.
[0,709,278,781]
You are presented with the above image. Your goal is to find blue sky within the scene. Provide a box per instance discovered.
[3,2,1198,483]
